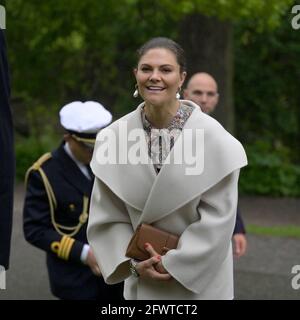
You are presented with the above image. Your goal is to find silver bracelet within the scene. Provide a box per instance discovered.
[129,259,140,278]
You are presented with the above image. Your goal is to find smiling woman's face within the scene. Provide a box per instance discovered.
[134,48,186,108]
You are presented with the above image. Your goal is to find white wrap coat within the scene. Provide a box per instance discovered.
[87,100,247,300]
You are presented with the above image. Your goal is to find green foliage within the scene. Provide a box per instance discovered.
[235,10,300,162]
[158,0,294,30]
[5,0,299,197]
[15,127,59,181]
[239,141,300,196]
[235,4,300,196]
[6,0,293,121]
[6,0,182,120]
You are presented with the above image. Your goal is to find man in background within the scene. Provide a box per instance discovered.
[184,72,247,258]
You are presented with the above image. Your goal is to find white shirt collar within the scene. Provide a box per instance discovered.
[64,142,91,180]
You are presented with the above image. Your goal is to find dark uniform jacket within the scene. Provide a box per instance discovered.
[23,143,123,300]
[0,29,14,269]
[233,207,246,235]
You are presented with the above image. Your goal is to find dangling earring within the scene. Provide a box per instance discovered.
[133,84,139,98]
[176,88,181,99]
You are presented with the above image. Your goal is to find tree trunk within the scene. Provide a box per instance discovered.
[178,13,234,133]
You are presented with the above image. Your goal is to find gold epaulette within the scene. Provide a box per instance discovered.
[31,152,52,170]
[25,152,52,186]
[51,235,75,261]
[24,151,58,226]
[24,151,89,238]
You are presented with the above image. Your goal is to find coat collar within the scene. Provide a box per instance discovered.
[53,143,93,196]
[91,105,156,211]
[91,100,247,224]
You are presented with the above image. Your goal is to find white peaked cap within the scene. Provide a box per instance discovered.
[59,101,113,134]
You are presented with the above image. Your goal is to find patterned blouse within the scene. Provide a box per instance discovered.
[141,103,195,173]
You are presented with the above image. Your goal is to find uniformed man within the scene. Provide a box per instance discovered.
[183,72,247,258]
[23,101,124,300]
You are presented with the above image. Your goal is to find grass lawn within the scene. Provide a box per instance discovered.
[247,224,300,238]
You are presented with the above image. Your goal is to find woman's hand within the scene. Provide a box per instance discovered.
[135,255,171,281]
[134,242,171,281]
[144,242,169,274]
[86,248,102,277]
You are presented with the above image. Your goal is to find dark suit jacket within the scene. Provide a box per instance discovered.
[233,207,246,235]
[0,29,14,269]
[23,144,123,300]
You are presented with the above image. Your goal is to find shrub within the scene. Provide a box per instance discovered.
[239,141,300,196]
[15,129,59,181]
